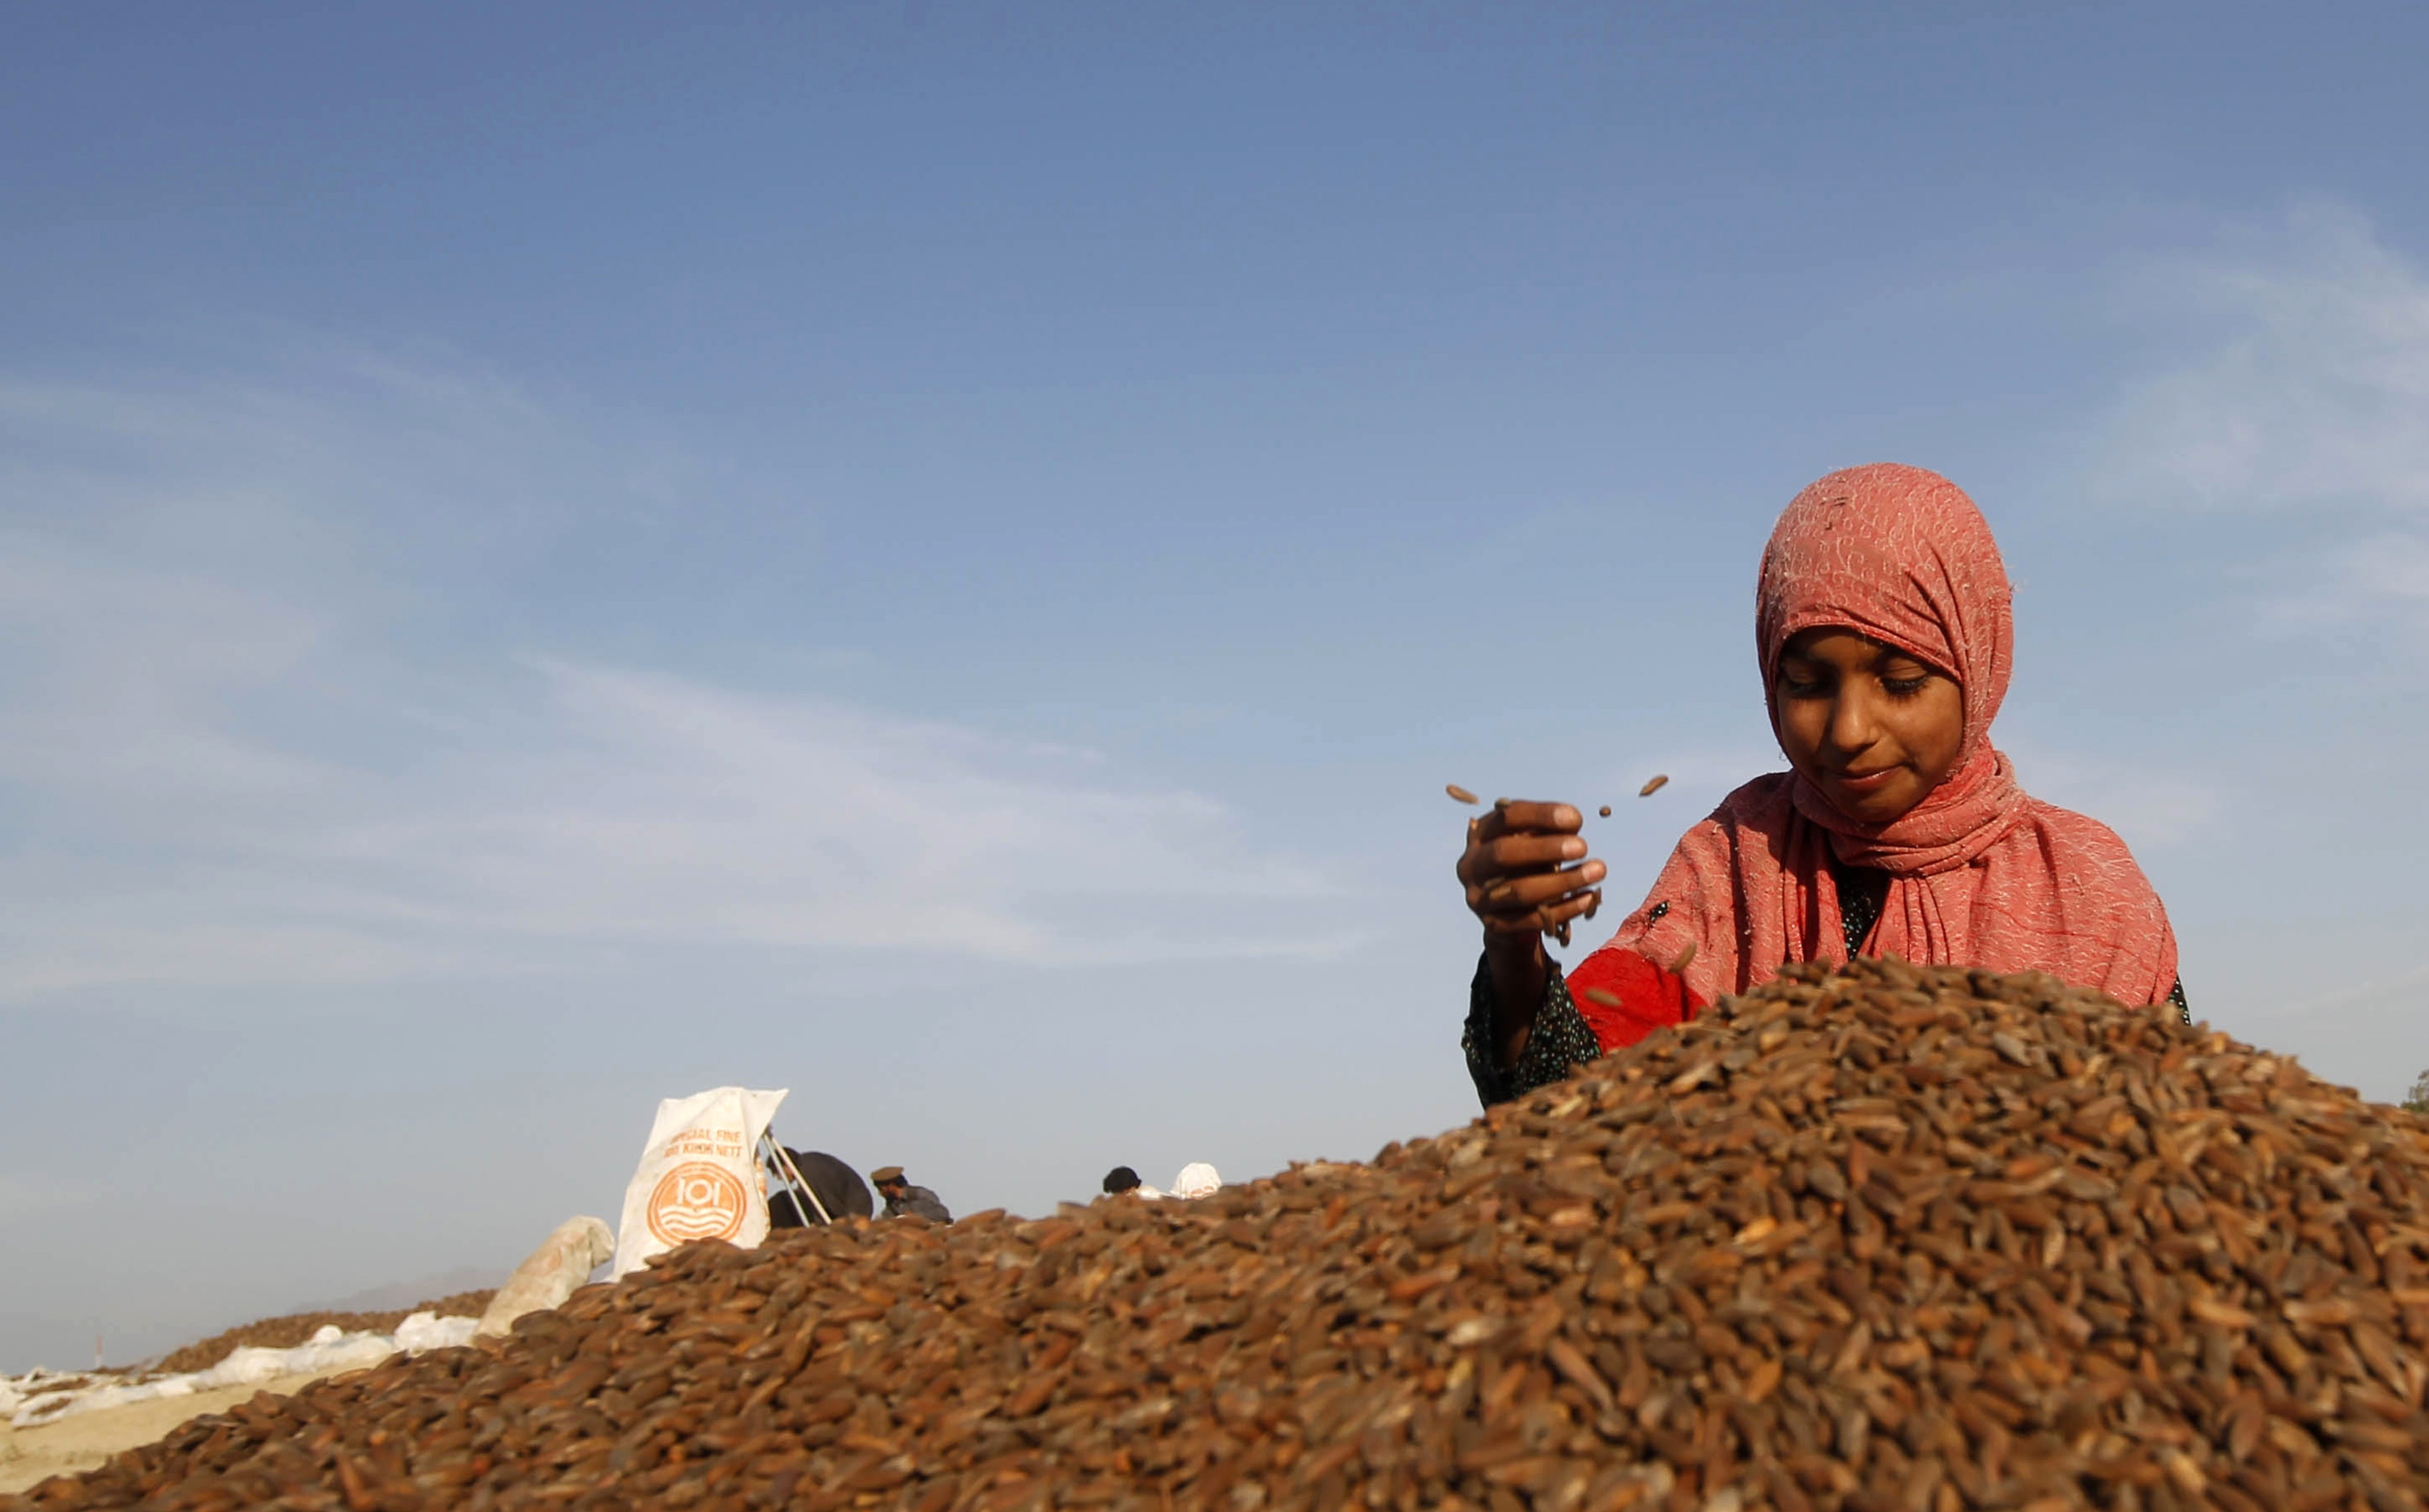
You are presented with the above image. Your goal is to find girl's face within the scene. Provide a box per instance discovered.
[1772,627,1965,824]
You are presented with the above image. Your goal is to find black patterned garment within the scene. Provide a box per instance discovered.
[1831,857,1887,961]
[1461,954,1600,1110]
[1462,861,2189,1108]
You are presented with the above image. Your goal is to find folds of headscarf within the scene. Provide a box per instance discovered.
[1580,463,2178,1022]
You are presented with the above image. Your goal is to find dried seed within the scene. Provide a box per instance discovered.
[1447,784,1480,805]
[1638,775,1669,797]
[2191,1297,2255,1329]
[1598,806,1613,818]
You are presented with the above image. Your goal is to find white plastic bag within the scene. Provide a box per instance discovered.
[477,1216,615,1337]
[610,1087,789,1280]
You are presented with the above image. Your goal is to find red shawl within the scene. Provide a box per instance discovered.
[1568,463,2179,1050]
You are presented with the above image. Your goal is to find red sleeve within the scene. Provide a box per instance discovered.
[1566,947,1704,1055]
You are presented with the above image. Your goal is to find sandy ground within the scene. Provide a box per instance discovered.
[0,1370,336,1495]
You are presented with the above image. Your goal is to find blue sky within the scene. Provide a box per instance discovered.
[7,3,2429,1370]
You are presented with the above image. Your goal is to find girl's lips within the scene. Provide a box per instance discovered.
[1831,767,1901,794]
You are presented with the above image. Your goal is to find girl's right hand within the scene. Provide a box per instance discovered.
[1456,801,1606,948]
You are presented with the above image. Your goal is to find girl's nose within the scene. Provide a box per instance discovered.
[1828,688,1880,752]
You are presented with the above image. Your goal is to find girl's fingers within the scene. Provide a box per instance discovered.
[1538,890,1602,927]
[1470,861,1605,915]
[1530,889,1606,947]
[1473,801,1583,843]
[1458,833,1590,886]
[1459,801,1599,937]
[1475,865,1600,910]
[1481,832,1589,873]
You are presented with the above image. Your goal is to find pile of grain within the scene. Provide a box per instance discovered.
[149,1293,498,1376]
[15,959,2429,1512]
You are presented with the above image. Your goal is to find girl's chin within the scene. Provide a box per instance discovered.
[1821,779,1921,824]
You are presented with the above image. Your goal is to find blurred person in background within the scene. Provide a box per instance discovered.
[766,1149,873,1228]
[871,1165,951,1222]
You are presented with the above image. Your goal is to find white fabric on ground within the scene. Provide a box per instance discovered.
[3,1312,479,1429]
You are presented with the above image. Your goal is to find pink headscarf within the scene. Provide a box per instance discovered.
[1590,463,2178,1010]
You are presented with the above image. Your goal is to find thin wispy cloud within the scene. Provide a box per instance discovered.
[2097,206,2429,651]
[0,362,1348,1000]
[2242,528,2429,639]
[2103,203,2429,516]
[305,656,1347,966]
[0,1174,92,1221]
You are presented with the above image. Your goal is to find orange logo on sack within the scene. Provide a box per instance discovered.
[645,1162,749,1245]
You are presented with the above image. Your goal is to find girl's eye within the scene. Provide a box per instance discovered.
[1779,673,1828,697]
[1882,673,1929,697]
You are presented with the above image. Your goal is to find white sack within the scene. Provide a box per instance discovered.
[477,1216,616,1338]
[1172,1162,1223,1199]
[610,1086,789,1281]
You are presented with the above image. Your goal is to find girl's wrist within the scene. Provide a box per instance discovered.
[1482,928,1542,962]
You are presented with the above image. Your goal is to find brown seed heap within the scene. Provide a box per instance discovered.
[18,960,2429,1512]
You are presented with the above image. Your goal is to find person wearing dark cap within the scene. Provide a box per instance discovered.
[870,1165,951,1223]
[1102,1166,1163,1199]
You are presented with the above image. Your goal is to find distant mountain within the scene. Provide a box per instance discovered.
[303,1268,501,1314]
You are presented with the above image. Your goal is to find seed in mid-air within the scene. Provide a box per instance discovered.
[1446,784,1479,805]
[1672,941,1698,975]
[1640,775,1670,797]
[1582,987,1621,1008]
[1598,805,1612,818]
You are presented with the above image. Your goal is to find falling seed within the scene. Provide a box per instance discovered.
[1598,805,1612,818]
[1639,774,1670,797]
[1553,919,1572,947]
[1582,987,1622,1008]
[1671,941,1698,976]
[1446,784,1480,805]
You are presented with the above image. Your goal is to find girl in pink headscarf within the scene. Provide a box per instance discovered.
[1455,464,2183,1106]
